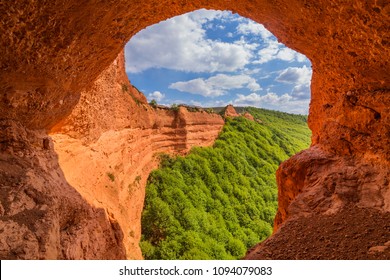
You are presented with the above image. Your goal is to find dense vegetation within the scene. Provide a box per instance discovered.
[140,107,311,259]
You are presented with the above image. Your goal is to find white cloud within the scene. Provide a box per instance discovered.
[148,91,165,102]
[233,92,309,114]
[126,10,310,73]
[236,21,273,40]
[276,66,312,99]
[125,10,255,73]
[188,9,231,24]
[254,40,307,64]
[291,84,311,99]
[276,48,296,61]
[205,99,233,107]
[169,74,261,97]
[296,53,308,62]
[235,92,291,105]
[276,65,312,85]
[255,40,280,64]
[164,99,232,108]
[236,19,306,64]
[234,17,310,65]
[170,78,221,97]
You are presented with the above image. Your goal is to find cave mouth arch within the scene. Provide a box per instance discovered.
[1,1,388,260]
[124,9,312,115]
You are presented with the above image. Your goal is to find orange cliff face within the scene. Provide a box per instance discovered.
[49,52,224,259]
[1,0,389,259]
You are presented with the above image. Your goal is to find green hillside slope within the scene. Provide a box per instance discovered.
[140,107,311,259]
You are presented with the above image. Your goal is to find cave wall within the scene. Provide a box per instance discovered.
[1,0,389,259]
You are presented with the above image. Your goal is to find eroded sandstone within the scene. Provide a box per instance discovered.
[1,0,389,259]
[49,51,224,259]
[223,105,240,118]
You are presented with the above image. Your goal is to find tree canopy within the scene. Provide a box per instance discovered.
[140,107,311,259]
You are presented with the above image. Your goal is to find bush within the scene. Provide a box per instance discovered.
[170,103,179,111]
[149,99,158,108]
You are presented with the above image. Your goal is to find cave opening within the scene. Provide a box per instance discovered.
[125,9,312,115]
[125,9,313,260]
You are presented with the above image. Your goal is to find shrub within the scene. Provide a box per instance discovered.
[149,99,158,108]
[170,103,179,111]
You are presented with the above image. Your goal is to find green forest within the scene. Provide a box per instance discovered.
[140,107,311,259]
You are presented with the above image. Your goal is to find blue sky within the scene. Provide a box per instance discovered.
[125,9,312,114]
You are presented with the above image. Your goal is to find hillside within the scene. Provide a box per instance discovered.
[140,107,311,259]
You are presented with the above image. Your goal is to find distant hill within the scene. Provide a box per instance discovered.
[140,107,311,259]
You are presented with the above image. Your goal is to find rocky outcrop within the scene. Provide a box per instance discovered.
[242,112,255,121]
[1,0,389,259]
[223,105,255,121]
[223,105,240,118]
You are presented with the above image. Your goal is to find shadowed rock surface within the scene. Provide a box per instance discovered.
[246,206,390,260]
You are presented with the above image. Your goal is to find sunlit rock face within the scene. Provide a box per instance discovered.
[0,0,389,259]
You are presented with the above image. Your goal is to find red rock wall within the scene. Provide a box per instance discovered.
[1,0,389,259]
[49,52,224,259]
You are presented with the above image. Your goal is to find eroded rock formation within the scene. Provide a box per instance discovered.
[224,105,240,118]
[1,0,389,259]
[49,51,224,259]
[242,112,255,121]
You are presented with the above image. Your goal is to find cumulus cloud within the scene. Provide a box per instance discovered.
[235,92,291,105]
[236,21,273,40]
[233,92,309,114]
[125,10,255,73]
[291,84,311,99]
[253,40,307,64]
[126,9,310,72]
[276,65,312,85]
[169,74,261,97]
[276,66,312,99]
[236,20,306,64]
[188,9,231,24]
[166,99,232,108]
[148,91,165,102]
[234,23,310,65]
